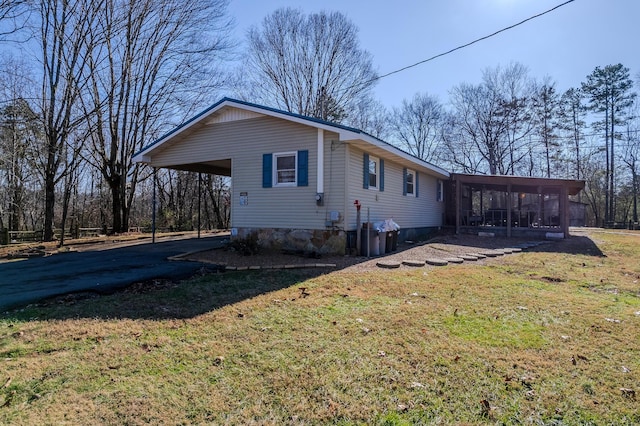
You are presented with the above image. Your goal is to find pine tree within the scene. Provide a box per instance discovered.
[581,64,636,224]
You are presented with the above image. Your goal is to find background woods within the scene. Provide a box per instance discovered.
[0,3,639,244]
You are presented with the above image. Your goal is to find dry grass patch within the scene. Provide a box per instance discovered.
[1,230,639,424]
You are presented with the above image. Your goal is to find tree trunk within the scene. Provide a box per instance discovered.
[609,106,615,222]
[43,153,57,242]
[633,170,638,223]
[110,178,122,234]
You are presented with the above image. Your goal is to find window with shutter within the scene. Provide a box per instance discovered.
[264,150,308,188]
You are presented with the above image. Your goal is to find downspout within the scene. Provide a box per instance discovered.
[317,129,324,197]
[507,183,512,238]
[560,186,569,237]
[455,178,461,235]
[152,167,157,244]
[198,172,201,239]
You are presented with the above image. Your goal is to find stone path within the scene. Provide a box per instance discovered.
[186,240,549,272]
[375,241,546,269]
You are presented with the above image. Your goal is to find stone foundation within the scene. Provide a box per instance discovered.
[233,227,346,255]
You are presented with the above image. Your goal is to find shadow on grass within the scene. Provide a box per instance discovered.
[2,268,330,322]
[427,233,606,257]
[528,235,606,257]
[1,232,605,322]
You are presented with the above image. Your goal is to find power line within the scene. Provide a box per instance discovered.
[353,0,576,90]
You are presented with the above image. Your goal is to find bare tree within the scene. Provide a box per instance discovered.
[581,149,607,226]
[389,92,444,162]
[448,63,534,175]
[440,111,480,173]
[0,57,43,234]
[486,63,535,176]
[347,97,389,140]
[621,101,639,223]
[34,0,104,241]
[558,87,587,181]
[0,0,30,40]
[532,77,560,178]
[245,8,377,122]
[80,0,233,233]
[203,175,230,229]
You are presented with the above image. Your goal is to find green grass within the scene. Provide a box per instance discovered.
[1,230,640,424]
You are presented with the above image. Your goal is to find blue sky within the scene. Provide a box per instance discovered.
[228,0,640,108]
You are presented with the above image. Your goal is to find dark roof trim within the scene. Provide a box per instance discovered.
[133,97,449,178]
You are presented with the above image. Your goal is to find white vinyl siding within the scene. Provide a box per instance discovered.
[151,116,310,229]
[150,115,347,231]
[346,146,444,230]
[322,134,346,226]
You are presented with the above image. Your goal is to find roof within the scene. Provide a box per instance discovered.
[133,97,450,178]
[451,173,586,196]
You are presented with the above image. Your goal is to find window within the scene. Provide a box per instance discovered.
[263,150,308,188]
[363,153,383,191]
[406,169,415,196]
[403,168,418,197]
[437,180,444,202]
[368,156,378,189]
[274,152,297,186]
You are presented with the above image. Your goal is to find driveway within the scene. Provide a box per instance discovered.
[0,234,227,312]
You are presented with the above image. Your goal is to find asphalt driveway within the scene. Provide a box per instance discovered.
[0,235,227,312]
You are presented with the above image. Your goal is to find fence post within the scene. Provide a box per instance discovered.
[1,228,8,245]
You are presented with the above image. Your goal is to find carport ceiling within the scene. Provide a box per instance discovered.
[163,159,231,176]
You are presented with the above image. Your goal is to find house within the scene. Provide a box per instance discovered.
[133,98,450,254]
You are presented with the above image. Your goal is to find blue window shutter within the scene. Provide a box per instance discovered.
[402,168,407,196]
[297,150,308,186]
[415,171,419,197]
[379,159,385,191]
[262,153,272,188]
[363,153,369,189]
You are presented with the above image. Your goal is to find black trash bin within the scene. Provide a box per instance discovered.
[385,231,393,253]
[391,230,398,251]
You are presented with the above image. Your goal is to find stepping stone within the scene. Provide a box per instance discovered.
[507,247,522,253]
[479,250,502,257]
[425,258,448,266]
[459,254,479,261]
[467,253,487,259]
[500,248,514,254]
[402,259,426,267]
[377,260,401,269]
[443,257,464,264]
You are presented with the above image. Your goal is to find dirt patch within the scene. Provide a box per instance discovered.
[185,232,599,272]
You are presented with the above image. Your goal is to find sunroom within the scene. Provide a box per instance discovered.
[447,173,585,238]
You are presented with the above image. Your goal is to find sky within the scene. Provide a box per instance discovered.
[227,0,640,109]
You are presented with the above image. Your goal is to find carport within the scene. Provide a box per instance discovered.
[134,104,236,240]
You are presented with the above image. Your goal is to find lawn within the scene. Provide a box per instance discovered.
[1,230,639,425]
